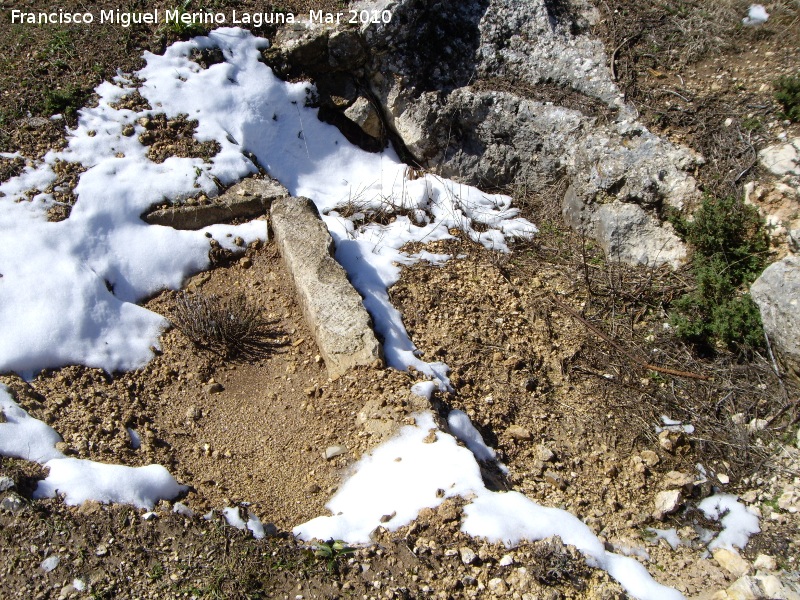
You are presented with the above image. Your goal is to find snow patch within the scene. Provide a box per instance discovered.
[647,528,682,550]
[447,409,496,462]
[699,494,761,550]
[297,410,684,600]
[743,4,769,26]
[1,385,185,510]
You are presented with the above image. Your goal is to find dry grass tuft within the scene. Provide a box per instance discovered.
[530,537,591,589]
[171,291,281,359]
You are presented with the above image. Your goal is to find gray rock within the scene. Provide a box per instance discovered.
[544,469,566,490]
[271,196,383,378]
[759,139,800,178]
[344,97,383,139]
[506,424,532,441]
[594,202,686,268]
[788,228,800,252]
[143,178,287,229]
[362,0,695,266]
[40,555,60,572]
[0,493,24,513]
[753,554,777,571]
[724,576,762,600]
[661,471,695,492]
[640,450,660,467]
[652,489,682,520]
[565,193,687,268]
[204,382,224,394]
[755,574,800,600]
[487,578,508,593]
[324,445,347,460]
[273,0,702,268]
[536,445,555,462]
[0,476,14,492]
[751,255,800,375]
[459,546,478,565]
[714,548,751,579]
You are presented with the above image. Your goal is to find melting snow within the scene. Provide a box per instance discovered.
[699,494,761,550]
[743,4,769,26]
[447,409,496,462]
[1,385,185,510]
[296,411,685,600]
[0,27,685,599]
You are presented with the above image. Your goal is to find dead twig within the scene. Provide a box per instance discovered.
[549,294,711,381]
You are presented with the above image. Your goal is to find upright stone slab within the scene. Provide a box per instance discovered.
[270,196,382,378]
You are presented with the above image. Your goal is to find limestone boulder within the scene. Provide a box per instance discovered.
[751,255,800,376]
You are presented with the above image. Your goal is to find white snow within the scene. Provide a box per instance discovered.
[0,27,533,387]
[294,412,485,544]
[222,506,267,539]
[173,502,195,517]
[647,528,682,550]
[698,494,761,550]
[743,4,769,26]
[0,386,64,462]
[35,458,186,510]
[1,385,186,510]
[656,415,695,434]
[0,27,681,599]
[410,381,437,400]
[246,511,267,539]
[127,428,142,450]
[296,411,684,600]
[223,506,247,529]
[447,409,496,462]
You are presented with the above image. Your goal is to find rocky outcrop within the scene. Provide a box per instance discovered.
[270,196,383,378]
[264,0,701,267]
[564,188,687,268]
[751,255,800,376]
[746,139,800,255]
[143,178,287,229]
[759,138,800,179]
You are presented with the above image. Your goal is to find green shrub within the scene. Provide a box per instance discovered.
[669,195,769,352]
[43,86,87,117]
[774,74,800,123]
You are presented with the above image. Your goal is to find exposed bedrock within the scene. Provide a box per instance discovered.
[751,255,800,379]
[263,0,702,267]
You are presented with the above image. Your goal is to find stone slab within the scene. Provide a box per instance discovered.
[270,196,382,378]
[143,178,288,229]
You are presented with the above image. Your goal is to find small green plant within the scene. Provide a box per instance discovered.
[741,116,762,132]
[147,562,165,581]
[640,528,658,541]
[669,195,769,352]
[164,0,208,38]
[312,539,355,573]
[43,86,87,117]
[774,74,800,123]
